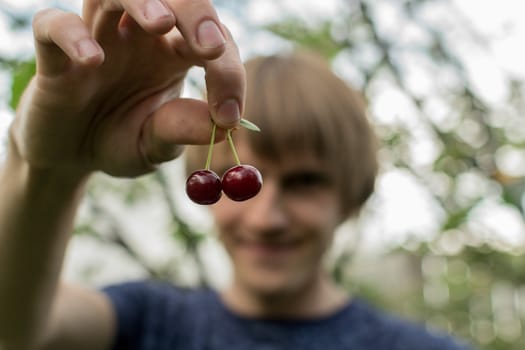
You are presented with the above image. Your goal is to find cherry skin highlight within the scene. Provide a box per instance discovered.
[186,170,222,205]
[222,165,263,201]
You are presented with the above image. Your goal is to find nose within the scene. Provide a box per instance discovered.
[242,177,288,233]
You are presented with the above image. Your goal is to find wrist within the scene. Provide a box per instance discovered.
[2,144,91,198]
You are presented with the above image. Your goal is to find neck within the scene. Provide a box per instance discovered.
[221,271,349,319]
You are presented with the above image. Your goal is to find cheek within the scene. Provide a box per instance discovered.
[211,199,242,238]
[285,192,341,231]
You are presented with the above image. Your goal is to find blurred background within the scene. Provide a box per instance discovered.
[1,0,525,349]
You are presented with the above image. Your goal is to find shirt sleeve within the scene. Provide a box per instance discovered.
[102,280,152,349]
[102,280,213,350]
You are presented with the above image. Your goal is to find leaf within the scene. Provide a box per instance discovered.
[9,59,35,110]
[240,118,260,132]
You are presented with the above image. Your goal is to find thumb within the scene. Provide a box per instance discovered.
[139,98,227,167]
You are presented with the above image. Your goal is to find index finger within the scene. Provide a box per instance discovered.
[165,0,227,59]
[202,25,246,129]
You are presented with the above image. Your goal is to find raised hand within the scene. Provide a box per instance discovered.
[9,0,245,178]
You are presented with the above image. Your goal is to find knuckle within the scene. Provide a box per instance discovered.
[83,0,101,10]
[32,8,56,30]
[210,59,245,83]
[32,9,80,40]
[97,0,120,12]
[222,65,245,84]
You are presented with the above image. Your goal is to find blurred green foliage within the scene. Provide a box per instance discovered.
[9,59,34,109]
[2,1,525,349]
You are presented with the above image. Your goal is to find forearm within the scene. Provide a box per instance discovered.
[0,145,89,345]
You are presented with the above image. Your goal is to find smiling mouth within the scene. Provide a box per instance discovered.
[236,238,302,257]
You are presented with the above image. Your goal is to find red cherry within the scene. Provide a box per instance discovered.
[222,165,263,201]
[186,170,222,205]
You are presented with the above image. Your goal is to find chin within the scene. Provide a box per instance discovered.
[238,269,306,299]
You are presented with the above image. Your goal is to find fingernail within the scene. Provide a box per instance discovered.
[197,20,226,49]
[145,0,171,21]
[77,39,100,58]
[217,99,240,127]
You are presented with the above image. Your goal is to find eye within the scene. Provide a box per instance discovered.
[280,170,332,192]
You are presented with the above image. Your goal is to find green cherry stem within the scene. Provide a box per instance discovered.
[205,122,217,171]
[227,129,241,166]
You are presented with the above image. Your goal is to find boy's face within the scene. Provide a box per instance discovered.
[211,138,343,297]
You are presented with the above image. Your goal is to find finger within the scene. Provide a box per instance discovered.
[118,12,148,39]
[86,10,153,52]
[84,0,175,36]
[33,8,104,76]
[140,98,227,165]
[166,0,227,59]
[203,26,246,130]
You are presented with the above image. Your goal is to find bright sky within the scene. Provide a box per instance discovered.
[0,0,524,282]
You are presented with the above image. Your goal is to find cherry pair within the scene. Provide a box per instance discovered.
[186,165,262,204]
[186,120,263,205]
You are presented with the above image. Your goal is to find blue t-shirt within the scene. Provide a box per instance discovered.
[103,280,474,350]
